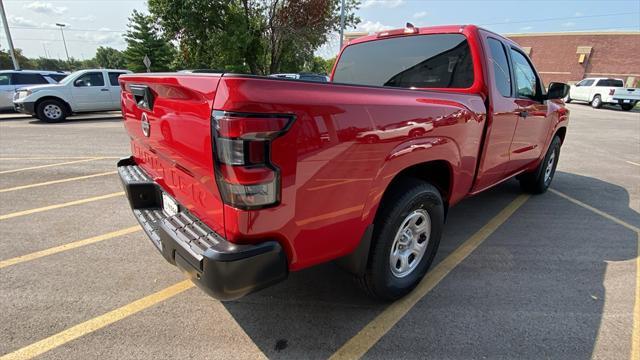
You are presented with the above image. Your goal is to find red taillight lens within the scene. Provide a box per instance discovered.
[212,111,293,209]
[609,89,615,95]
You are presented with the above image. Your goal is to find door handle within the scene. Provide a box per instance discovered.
[518,110,529,118]
[101,88,109,92]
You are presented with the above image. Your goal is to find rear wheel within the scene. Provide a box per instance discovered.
[591,95,602,109]
[621,103,635,111]
[36,99,67,123]
[519,136,561,194]
[357,178,443,300]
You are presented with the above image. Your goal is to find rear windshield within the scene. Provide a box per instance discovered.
[333,33,474,89]
[596,79,623,87]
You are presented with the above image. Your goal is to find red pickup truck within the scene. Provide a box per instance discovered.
[117,25,569,301]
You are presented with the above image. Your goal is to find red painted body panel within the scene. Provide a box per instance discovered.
[119,24,569,272]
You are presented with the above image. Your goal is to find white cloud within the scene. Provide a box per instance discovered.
[24,1,67,15]
[361,0,405,9]
[358,20,394,33]
[413,11,428,19]
[74,29,124,47]
[562,21,576,27]
[520,26,533,31]
[8,16,39,27]
[70,15,96,22]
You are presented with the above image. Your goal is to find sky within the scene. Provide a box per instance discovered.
[1,0,639,61]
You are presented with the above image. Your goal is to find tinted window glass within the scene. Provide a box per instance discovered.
[582,79,595,86]
[334,34,474,88]
[47,74,67,82]
[13,73,48,85]
[487,38,511,97]
[108,72,125,86]
[509,49,538,99]
[596,79,623,87]
[0,74,10,85]
[75,72,105,87]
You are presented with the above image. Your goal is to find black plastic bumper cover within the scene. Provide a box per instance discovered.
[117,156,288,300]
[14,101,36,115]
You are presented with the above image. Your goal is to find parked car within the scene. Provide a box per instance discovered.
[356,120,434,143]
[117,24,569,301]
[13,69,131,122]
[0,70,68,110]
[565,77,638,110]
[269,73,330,82]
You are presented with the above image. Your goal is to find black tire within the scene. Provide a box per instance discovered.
[36,99,67,123]
[519,136,561,194]
[357,178,444,300]
[621,103,634,111]
[591,95,602,109]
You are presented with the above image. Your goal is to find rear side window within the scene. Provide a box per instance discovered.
[0,74,10,85]
[108,72,125,86]
[74,72,105,87]
[13,73,48,85]
[333,33,474,89]
[487,38,512,97]
[596,79,623,87]
[509,49,538,99]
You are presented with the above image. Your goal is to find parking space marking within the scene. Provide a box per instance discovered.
[549,189,640,233]
[0,280,194,360]
[0,192,124,221]
[0,226,140,269]
[633,233,640,360]
[329,194,530,360]
[626,160,640,167]
[0,171,117,193]
[0,158,106,175]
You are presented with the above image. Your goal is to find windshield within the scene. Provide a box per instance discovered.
[333,33,474,89]
[58,72,80,85]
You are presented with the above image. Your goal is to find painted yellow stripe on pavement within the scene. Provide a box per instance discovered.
[626,160,640,167]
[632,232,640,360]
[330,194,530,359]
[549,189,640,233]
[0,158,105,175]
[0,280,194,360]
[0,226,140,269]
[0,171,117,193]
[0,192,124,220]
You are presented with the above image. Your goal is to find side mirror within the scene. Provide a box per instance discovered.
[74,79,87,87]
[546,82,570,100]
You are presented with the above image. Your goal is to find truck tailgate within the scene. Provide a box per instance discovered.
[119,74,226,235]
[613,88,640,101]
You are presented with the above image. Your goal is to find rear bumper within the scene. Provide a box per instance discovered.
[14,101,36,115]
[117,156,288,300]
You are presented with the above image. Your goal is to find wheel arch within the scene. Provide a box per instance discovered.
[34,96,72,115]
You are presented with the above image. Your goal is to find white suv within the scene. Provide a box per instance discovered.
[0,70,68,110]
[13,69,131,122]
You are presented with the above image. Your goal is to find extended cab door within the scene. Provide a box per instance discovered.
[70,71,112,111]
[507,47,550,169]
[107,72,127,109]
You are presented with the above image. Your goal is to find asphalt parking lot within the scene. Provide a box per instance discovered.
[0,104,638,360]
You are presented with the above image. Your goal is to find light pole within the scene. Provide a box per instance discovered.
[339,0,345,50]
[0,0,20,70]
[55,23,70,63]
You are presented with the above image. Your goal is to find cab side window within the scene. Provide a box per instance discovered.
[509,49,538,99]
[74,72,105,87]
[487,38,512,97]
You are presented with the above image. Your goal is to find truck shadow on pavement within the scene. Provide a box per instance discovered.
[219,172,638,359]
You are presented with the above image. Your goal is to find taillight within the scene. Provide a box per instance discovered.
[212,111,293,209]
[609,89,615,95]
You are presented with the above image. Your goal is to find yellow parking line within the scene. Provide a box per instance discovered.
[0,158,105,175]
[0,280,194,360]
[626,161,640,167]
[0,192,124,221]
[549,189,640,233]
[330,194,530,360]
[0,226,140,269]
[632,233,640,360]
[0,171,117,193]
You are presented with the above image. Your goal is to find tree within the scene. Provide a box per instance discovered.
[95,46,126,69]
[304,56,335,74]
[123,10,175,72]
[148,0,359,74]
[0,47,34,70]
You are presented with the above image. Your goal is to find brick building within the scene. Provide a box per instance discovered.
[508,32,640,87]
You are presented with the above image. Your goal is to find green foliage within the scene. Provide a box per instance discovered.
[148,0,360,74]
[123,10,176,72]
[304,56,336,74]
[95,46,126,69]
[0,48,34,70]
